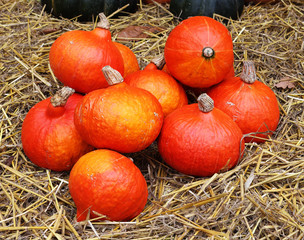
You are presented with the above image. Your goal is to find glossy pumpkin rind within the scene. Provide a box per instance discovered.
[158,95,244,177]
[69,149,148,222]
[113,42,140,78]
[21,92,93,171]
[207,63,280,143]
[169,0,244,21]
[164,16,234,89]
[74,79,164,153]
[49,16,124,93]
[124,62,188,117]
[41,0,138,21]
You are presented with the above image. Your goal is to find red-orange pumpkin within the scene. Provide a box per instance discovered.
[207,61,280,143]
[113,42,140,78]
[49,13,124,93]
[74,66,164,153]
[158,93,244,177]
[21,87,93,171]
[124,55,188,116]
[69,149,148,222]
[164,16,234,88]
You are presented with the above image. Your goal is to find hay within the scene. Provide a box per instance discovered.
[0,0,303,239]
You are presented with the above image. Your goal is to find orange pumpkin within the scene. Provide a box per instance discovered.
[164,16,234,88]
[74,66,164,153]
[21,87,93,171]
[69,149,148,222]
[49,13,124,93]
[113,42,140,78]
[158,93,244,177]
[124,55,188,116]
[207,60,280,143]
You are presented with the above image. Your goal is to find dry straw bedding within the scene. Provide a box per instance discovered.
[0,0,303,239]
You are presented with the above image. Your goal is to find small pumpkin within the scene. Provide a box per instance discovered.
[21,87,93,171]
[49,13,124,93]
[74,66,164,153]
[41,0,138,21]
[207,60,280,143]
[164,16,234,89]
[113,42,140,78]
[69,149,148,222]
[169,0,244,21]
[124,55,188,116]
[158,93,244,177]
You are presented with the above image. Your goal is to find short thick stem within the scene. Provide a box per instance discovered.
[96,13,110,30]
[102,65,124,86]
[240,60,257,84]
[198,93,214,113]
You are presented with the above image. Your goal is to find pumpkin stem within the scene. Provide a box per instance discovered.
[51,87,75,107]
[198,93,214,113]
[151,54,166,70]
[102,65,124,85]
[240,60,257,84]
[96,13,110,30]
[202,47,215,59]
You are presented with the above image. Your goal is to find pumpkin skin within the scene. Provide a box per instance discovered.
[113,42,140,78]
[49,14,124,93]
[74,66,164,153]
[164,16,234,89]
[21,87,93,171]
[158,94,244,177]
[41,0,138,21]
[69,149,148,222]
[207,61,280,143]
[124,57,188,116]
[169,0,244,21]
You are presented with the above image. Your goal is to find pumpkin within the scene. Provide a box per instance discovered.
[158,93,244,177]
[49,13,124,93]
[124,55,188,116]
[207,60,280,143]
[69,149,148,222]
[164,16,234,89]
[169,0,244,21]
[74,66,164,153]
[113,42,140,78]
[41,0,138,21]
[21,87,93,171]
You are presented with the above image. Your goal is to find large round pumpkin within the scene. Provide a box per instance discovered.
[74,66,164,153]
[49,13,124,93]
[69,149,148,222]
[164,16,234,89]
[158,93,244,177]
[207,60,280,143]
[41,0,138,21]
[170,0,244,20]
[21,87,93,171]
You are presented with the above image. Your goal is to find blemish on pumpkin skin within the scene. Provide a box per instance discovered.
[70,41,73,44]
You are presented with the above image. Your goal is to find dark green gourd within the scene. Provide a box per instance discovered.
[169,0,244,21]
[41,0,138,21]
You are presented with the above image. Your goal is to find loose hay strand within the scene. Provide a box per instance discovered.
[0,0,304,239]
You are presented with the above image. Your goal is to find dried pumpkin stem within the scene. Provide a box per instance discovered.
[240,60,257,84]
[151,54,166,69]
[96,13,110,30]
[198,93,214,113]
[102,65,124,85]
[202,47,215,59]
[50,87,75,107]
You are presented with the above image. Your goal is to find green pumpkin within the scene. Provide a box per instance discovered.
[169,0,244,21]
[41,0,138,21]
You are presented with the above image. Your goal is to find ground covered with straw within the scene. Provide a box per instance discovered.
[0,0,303,239]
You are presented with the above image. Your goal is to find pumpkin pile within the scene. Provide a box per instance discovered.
[21,7,280,222]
